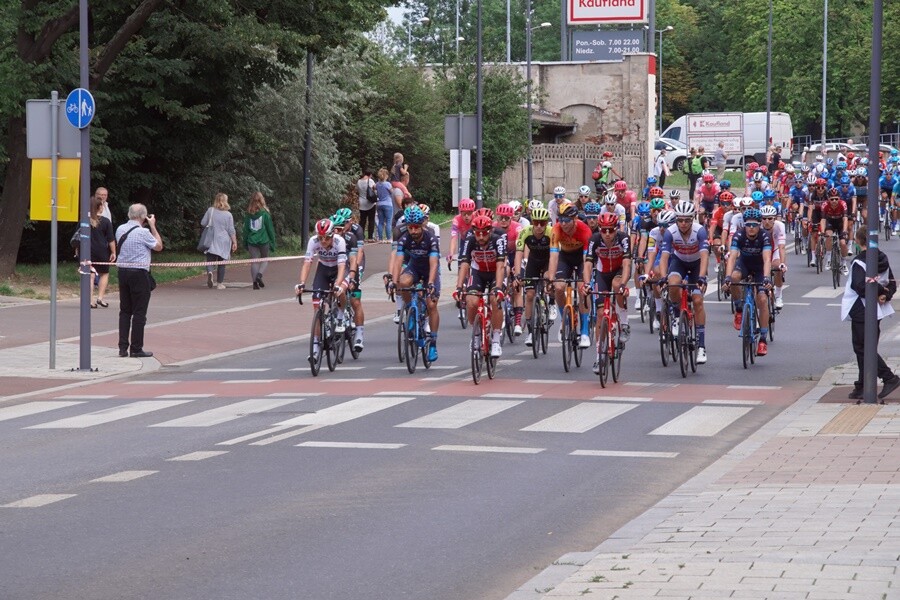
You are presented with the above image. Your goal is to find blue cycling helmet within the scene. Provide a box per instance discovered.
[719,180,731,190]
[404,205,426,225]
[837,161,848,170]
[750,190,764,203]
[583,201,602,216]
[763,189,776,199]
[636,201,651,216]
[890,156,900,164]
[892,148,899,157]
[839,176,851,185]
[860,157,870,165]
[646,176,658,186]
[743,208,762,222]
[826,158,835,166]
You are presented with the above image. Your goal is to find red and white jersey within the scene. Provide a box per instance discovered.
[585,230,631,273]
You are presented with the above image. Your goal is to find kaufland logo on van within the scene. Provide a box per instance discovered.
[568,0,646,24]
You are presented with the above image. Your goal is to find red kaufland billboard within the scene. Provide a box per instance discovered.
[568,0,647,25]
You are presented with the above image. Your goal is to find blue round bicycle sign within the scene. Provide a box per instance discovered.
[65,88,95,129]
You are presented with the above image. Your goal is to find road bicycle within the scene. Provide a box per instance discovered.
[338,300,360,362]
[298,287,344,377]
[590,290,625,388]
[634,258,653,331]
[664,282,700,378]
[793,216,804,255]
[447,258,468,329]
[396,284,434,374]
[880,199,892,241]
[465,289,499,384]
[502,290,516,345]
[522,277,550,359]
[826,231,842,289]
[554,278,584,372]
[730,280,765,369]
[814,233,826,275]
[715,246,727,302]
[657,288,678,368]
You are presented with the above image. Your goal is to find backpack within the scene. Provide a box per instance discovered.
[366,180,378,203]
[690,157,703,175]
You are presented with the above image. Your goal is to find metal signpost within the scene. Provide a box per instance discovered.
[444,114,477,207]
[571,31,643,61]
[686,112,743,160]
[75,0,93,372]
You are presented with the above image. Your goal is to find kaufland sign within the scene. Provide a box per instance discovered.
[568,0,647,25]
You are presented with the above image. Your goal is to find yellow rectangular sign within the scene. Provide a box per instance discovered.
[30,158,81,222]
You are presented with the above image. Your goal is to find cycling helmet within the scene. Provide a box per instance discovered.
[752,172,763,182]
[760,165,768,174]
[404,205,426,225]
[839,176,851,186]
[748,162,759,171]
[530,207,550,222]
[330,213,348,227]
[508,200,522,214]
[826,158,835,166]
[740,197,754,208]
[890,156,900,165]
[417,203,430,217]
[334,207,352,222]
[720,180,732,190]
[673,200,695,217]
[806,173,817,185]
[649,186,665,199]
[657,210,676,227]
[459,198,476,212]
[855,167,868,177]
[471,215,494,231]
[743,208,762,222]
[815,177,827,187]
[702,173,715,183]
[601,161,612,168]
[553,186,566,197]
[778,161,785,170]
[495,203,514,218]
[315,218,335,237]
[669,189,681,200]
[473,207,494,220]
[649,198,666,210]
[837,161,848,170]
[847,152,855,160]
[815,154,824,161]
[583,201,602,216]
[760,205,778,217]
[784,164,795,173]
[636,201,652,216]
[828,188,840,199]
[762,189,777,200]
[602,150,614,158]
[598,213,618,228]
[751,191,764,203]
[614,180,628,191]
[578,185,592,196]
[860,157,870,165]
[719,191,735,204]
[604,193,618,205]
[527,199,544,212]
[558,201,578,219]
[801,164,811,173]
[892,148,899,157]
[646,176,658,186]
[814,163,826,174]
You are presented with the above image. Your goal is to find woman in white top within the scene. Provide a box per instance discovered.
[201,192,238,289]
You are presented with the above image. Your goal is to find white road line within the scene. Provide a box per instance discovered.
[125,380,178,385]
[826,303,841,307]
[195,368,271,373]
[290,366,367,371]
[383,365,458,370]
[155,394,215,399]
[150,397,305,428]
[90,470,158,483]
[525,379,574,385]
[374,391,435,396]
[803,286,844,298]
[168,450,229,461]
[702,399,764,406]
[26,400,191,429]
[396,400,522,429]
[481,393,541,399]
[318,378,375,383]
[274,396,416,428]
[221,379,278,384]
[570,450,679,458]
[267,392,324,397]
[780,302,811,306]
[53,395,116,400]
[217,424,295,446]
[433,445,544,454]
[2,494,77,508]
[296,441,406,450]
[727,385,781,390]
[521,402,638,433]
[591,396,652,403]
[249,424,324,446]
[422,369,469,381]
[497,359,521,365]
[624,382,679,388]
[0,401,85,423]
[649,406,753,437]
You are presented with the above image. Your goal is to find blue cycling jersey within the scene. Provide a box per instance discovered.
[837,185,856,202]
[731,229,772,267]
[789,185,809,204]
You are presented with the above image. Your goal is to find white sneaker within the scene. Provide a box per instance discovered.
[549,305,559,322]
[809,256,816,267]
[335,322,346,334]
[353,337,364,352]
[620,324,631,343]
[775,296,784,309]
[592,359,600,374]
[525,332,533,347]
[696,347,707,364]
[393,311,400,324]
[824,257,831,270]
[671,319,679,337]
[216,283,226,290]
[840,263,849,276]
[557,328,564,344]
[578,334,591,348]
[514,324,523,336]
[713,263,719,273]
[490,341,503,357]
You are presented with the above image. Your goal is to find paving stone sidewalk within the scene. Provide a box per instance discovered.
[509,361,900,600]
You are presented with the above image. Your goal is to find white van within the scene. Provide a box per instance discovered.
[661,112,794,167]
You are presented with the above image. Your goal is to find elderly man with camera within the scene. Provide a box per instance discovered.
[115,203,163,358]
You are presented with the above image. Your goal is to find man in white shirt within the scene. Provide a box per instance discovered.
[654,149,670,188]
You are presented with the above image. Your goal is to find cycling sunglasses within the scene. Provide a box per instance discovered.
[532,220,548,227]
[558,217,574,224]
[675,217,693,223]
[600,227,617,234]
[744,221,761,228]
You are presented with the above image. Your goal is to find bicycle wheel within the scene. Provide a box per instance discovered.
[404,307,418,374]
[347,325,360,360]
[539,299,549,355]
[611,320,623,383]
[561,305,573,373]
[831,245,841,289]
[815,241,824,274]
[324,313,338,372]
[458,302,467,329]
[504,300,515,344]
[794,230,801,254]
[658,310,669,367]
[396,313,404,363]
[530,303,541,360]
[885,214,892,241]
[597,318,609,387]
[573,311,584,369]
[677,312,688,378]
[309,309,324,377]
[767,292,776,341]
[422,335,432,370]
[486,324,497,380]
[741,309,751,369]
[638,285,647,323]
[806,234,813,267]
[648,294,656,334]
[687,314,697,374]
[335,317,347,365]
[716,267,724,301]
[471,313,483,384]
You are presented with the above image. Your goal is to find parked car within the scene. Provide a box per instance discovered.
[655,137,689,173]
[852,143,898,156]
[804,142,855,156]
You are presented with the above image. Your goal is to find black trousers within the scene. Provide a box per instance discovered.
[688,173,699,200]
[851,318,894,387]
[359,207,376,240]
[119,268,152,353]
[658,172,667,189]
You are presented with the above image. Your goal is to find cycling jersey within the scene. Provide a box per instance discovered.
[762,221,786,261]
[305,235,347,267]
[837,185,857,202]
[549,220,592,254]
[459,230,507,273]
[515,226,551,263]
[396,230,440,271]
[821,200,848,219]
[599,204,627,228]
[809,190,829,208]
[660,223,710,262]
[709,206,727,237]
[731,229,772,277]
[789,185,809,205]
[450,215,472,243]
[879,175,896,195]
[348,223,365,250]
[695,183,720,204]
[494,220,522,256]
[615,190,638,213]
[853,178,868,198]
[585,231,631,274]
[339,228,360,258]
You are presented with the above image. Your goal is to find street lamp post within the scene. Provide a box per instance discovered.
[526,6,552,202]
[821,0,828,150]
[765,0,773,149]
[656,25,673,133]
[407,16,430,60]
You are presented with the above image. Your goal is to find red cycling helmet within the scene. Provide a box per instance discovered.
[459,198,475,212]
[613,180,627,191]
[316,218,335,237]
[471,215,494,231]
[473,207,494,220]
[778,161,785,169]
[649,186,665,199]
[828,189,840,199]
[495,203,514,218]
[760,165,768,174]
[702,173,715,183]
[719,191,735,204]
[748,162,759,171]
[598,213,618,228]
[815,177,827,187]
[847,152,856,160]
[602,151,614,158]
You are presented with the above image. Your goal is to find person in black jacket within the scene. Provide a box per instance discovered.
[842,227,900,402]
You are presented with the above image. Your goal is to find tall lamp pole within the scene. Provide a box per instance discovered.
[656,25,673,133]
[526,10,552,202]
[821,0,828,150]
[765,0,773,149]
[476,0,483,206]
[407,16,430,60]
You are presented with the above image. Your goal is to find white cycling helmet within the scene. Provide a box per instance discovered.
[673,200,695,217]
[578,185,592,196]
[784,164,795,173]
[657,210,677,227]
[604,192,618,204]
[814,163,826,174]
[669,189,681,200]
[752,172,763,182]
[508,200,522,213]
[815,154,824,161]
[553,186,566,197]
[806,173,817,185]
[741,197,755,207]
[602,161,612,168]
[760,205,778,217]
[855,167,867,177]
[528,199,544,212]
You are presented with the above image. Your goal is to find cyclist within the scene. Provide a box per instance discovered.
[820,189,849,274]
[509,200,530,228]
[644,208,677,324]
[695,172,720,217]
[613,180,638,222]
[388,206,441,362]
[583,201,602,234]
[878,169,897,232]
[296,218,348,359]
[760,204,787,309]
[526,199,544,220]
[657,200,709,364]
[513,207,552,348]
[454,214,508,358]
[494,203,524,333]
[585,212,632,374]
[334,208,364,253]
[835,176,858,242]
[448,198,475,269]
[723,208,772,357]
[789,176,809,226]
[851,167,868,224]
[807,178,830,267]
[331,212,365,350]
[746,171,770,197]
[548,186,567,226]
[642,176,659,201]
[575,185,593,212]
[667,189,680,210]
[709,191,734,272]
[600,192,627,232]
[547,201,593,348]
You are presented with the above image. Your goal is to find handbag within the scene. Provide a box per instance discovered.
[197,208,214,252]
[148,271,157,291]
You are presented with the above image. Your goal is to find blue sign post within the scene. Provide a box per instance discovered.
[64,88,95,129]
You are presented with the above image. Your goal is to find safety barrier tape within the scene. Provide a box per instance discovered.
[79,254,307,272]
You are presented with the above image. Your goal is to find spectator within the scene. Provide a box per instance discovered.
[654,148,671,188]
[714,141,728,181]
[243,191,276,290]
[95,187,112,223]
[768,146,782,176]
[200,192,238,290]
[375,167,394,243]
[115,204,162,358]
[390,152,411,198]
[841,226,900,402]
[686,147,704,199]
[87,195,115,308]
[357,169,377,242]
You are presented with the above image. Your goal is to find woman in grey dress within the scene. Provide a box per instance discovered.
[201,192,238,289]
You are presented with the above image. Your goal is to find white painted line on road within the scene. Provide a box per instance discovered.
[155,394,215,399]
[727,385,780,390]
[826,303,841,307]
[125,380,178,385]
[803,286,844,298]
[521,402,637,433]
[481,393,541,399]
[374,391,435,396]
[396,400,522,429]
[218,424,295,446]
[570,450,679,458]
[649,406,752,437]
[195,368,271,373]
[703,399,763,406]
[525,379,574,385]
[0,401,85,422]
[249,424,324,446]
[275,397,416,428]
[26,400,192,429]
[54,394,116,400]
[290,366,366,371]
[433,445,544,454]
[318,378,375,383]
[624,382,679,388]
[168,450,229,461]
[780,302,811,306]
[422,369,469,381]
[150,397,305,428]
[267,392,324,397]
[297,441,406,450]
[591,396,652,403]
[2,494,77,508]
[383,365,458,370]
[497,359,521,365]
[221,379,278,384]
[90,470,158,483]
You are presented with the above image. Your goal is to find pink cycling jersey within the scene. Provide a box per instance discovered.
[451,214,471,240]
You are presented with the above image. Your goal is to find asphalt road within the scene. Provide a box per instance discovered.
[2,237,899,600]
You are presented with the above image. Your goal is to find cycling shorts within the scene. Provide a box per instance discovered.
[701,200,716,215]
[402,265,440,297]
[466,269,496,294]
[593,270,623,295]
[554,250,584,281]
[524,257,549,280]
[732,258,765,283]
[810,206,822,225]
[312,265,339,300]
[667,256,704,293]
[823,217,845,236]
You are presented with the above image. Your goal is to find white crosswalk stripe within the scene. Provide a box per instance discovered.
[150,398,305,428]
[648,406,752,437]
[521,402,638,433]
[396,400,522,429]
[26,400,191,429]
[0,401,85,422]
